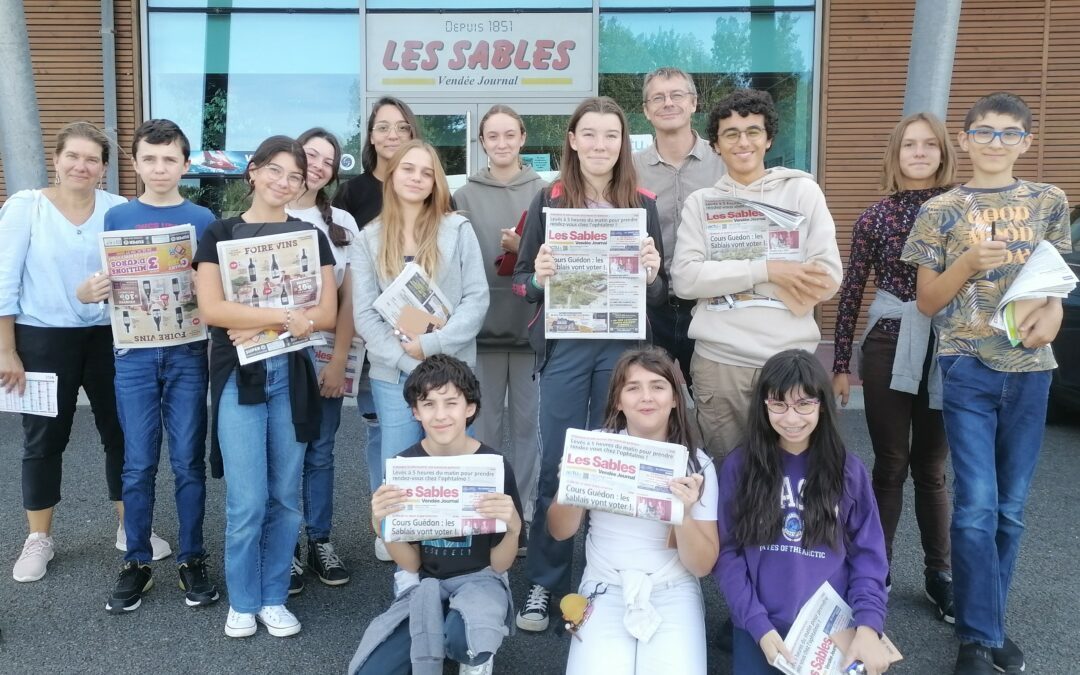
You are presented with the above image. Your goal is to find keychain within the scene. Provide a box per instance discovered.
[559,583,609,641]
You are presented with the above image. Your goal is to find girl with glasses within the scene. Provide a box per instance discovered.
[193,135,338,639]
[547,347,718,674]
[715,349,891,674]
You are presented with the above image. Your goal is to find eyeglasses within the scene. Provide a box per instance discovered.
[259,163,305,188]
[966,128,1029,146]
[645,90,692,108]
[372,122,413,136]
[765,398,820,415]
[719,126,767,143]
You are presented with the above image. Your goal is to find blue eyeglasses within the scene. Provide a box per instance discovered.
[966,128,1029,146]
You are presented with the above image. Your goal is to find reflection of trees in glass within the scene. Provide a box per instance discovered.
[598,11,813,171]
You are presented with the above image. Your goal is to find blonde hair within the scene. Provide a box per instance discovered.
[377,140,453,281]
[880,112,956,193]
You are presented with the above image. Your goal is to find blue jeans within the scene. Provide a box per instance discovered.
[938,355,1052,648]
[732,628,784,674]
[114,343,209,564]
[302,395,343,541]
[369,374,422,488]
[355,609,492,674]
[357,374,383,492]
[218,355,305,613]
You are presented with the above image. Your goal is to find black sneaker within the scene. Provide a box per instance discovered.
[925,570,955,624]
[885,572,892,593]
[178,556,220,607]
[955,643,996,675]
[289,546,305,596]
[105,562,153,614]
[515,584,550,632]
[991,637,1025,673]
[308,538,350,586]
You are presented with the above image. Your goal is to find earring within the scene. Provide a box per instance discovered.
[54,175,60,185]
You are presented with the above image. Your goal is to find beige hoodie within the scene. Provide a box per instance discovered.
[671,168,842,367]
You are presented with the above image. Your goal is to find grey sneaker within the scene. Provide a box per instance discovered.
[12,532,54,582]
[459,656,494,675]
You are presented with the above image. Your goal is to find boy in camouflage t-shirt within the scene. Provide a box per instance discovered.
[901,93,1071,675]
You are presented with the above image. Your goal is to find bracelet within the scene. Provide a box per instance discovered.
[530,274,544,290]
[282,309,292,332]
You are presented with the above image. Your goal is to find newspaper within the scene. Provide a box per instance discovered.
[543,208,647,340]
[990,240,1079,345]
[556,428,689,525]
[99,225,205,347]
[773,582,902,675]
[311,335,365,397]
[216,230,326,365]
[382,453,507,543]
[372,262,453,338]
[701,197,833,317]
[0,372,58,417]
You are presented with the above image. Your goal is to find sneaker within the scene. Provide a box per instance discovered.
[178,556,220,607]
[308,538,350,586]
[885,572,892,593]
[515,584,551,632]
[459,657,494,675]
[225,607,257,638]
[374,537,392,562]
[289,548,305,596]
[991,637,1026,673]
[925,570,955,624]
[115,526,173,561]
[105,562,153,614]
[256,605,301,637]
[12,532,54,582]
[955,642,997,675]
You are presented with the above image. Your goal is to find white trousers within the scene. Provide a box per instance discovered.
[565,577,708,675]
[474,349,540,523]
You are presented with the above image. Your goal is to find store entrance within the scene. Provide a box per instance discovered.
[398,101,577,189]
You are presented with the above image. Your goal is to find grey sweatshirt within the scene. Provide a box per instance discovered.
[453,166,547,351]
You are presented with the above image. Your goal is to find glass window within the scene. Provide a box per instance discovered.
[598,10,815,171]
[150,1,359,8]
[366,1,589,8]
[600,0,811,7]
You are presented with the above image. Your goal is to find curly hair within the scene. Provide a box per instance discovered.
[403,354,482,427]
[706,88,780,145]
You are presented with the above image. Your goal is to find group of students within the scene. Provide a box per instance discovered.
[0,63,1069,675]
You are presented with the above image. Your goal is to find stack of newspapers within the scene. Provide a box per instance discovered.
[990,240,1079,346]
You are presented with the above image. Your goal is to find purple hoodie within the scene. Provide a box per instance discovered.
[713,447,888,642]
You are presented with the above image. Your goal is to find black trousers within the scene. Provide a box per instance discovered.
[648,297,696,389]
[16,324,124,510]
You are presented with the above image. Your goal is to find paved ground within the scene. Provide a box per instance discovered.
[0,402,1076,674]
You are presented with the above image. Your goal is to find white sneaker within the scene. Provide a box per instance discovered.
[225,607,257,638]
[374,537,392,562]
[459,657,494,675]
[115,526,173,561]
[256,605,301,637]
[12,532,55,582]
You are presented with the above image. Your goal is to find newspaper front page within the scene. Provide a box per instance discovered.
[556,428,689,525]
[372,262,453,336]
[99,225,205,347]
[773,582,902,675]
[216,230,325,365]
[701,197,819,315]
[0,372,58,417]
[382,454,507,543]
[544,208,647,340]
[311,336,365,397]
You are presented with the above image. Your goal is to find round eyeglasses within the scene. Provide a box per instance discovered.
[765,398,820,415]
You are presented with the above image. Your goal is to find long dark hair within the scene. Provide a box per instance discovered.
[556,96,641,209]
[362,97,421,174]
[244,135,307,198]
[296,127,350,247]
[733,349,846,549]
[601,347,703,475]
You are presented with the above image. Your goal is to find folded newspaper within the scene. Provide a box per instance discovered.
[0,372,58,418]
[989,240,1079,346]
[311,335,365,397]
[773,582,902,675]
[216,229,326,365]
[99,225,205,347]
[382,454,507,543]
[372,262,453,339]
[556,429,689,525]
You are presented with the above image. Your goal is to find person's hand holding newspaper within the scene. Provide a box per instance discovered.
[475,493,521,535]
[759,629,796,669]
[640,236,660,284]
[669,473,704,510]
[766,260,833,306]
[842,626,893,675]
[371,484,407,532]
[533,243,557,285]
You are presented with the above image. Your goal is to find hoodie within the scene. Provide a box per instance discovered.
[671,168,843,368]
[453,166,547,350]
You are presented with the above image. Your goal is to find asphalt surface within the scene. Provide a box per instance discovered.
[0,402,1077,674]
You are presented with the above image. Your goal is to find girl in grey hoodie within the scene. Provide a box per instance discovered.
[453,105,547,536]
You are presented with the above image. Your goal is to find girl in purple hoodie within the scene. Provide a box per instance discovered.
[714,349,891,674]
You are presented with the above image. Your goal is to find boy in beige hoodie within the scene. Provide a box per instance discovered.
[671,89,842,457]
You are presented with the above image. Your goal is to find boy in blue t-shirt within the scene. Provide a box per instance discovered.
[80,119,218,614]
[901,93,1072,675]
